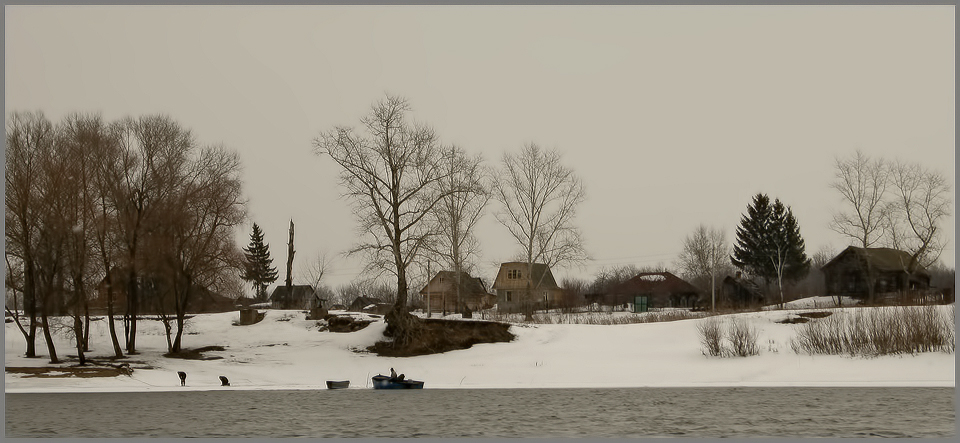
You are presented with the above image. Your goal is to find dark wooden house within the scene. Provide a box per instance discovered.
[491,262,564,313]
[348,296,391,314]
[268,285,322,310]
[92,267,236,315]
[606,271,702,309]
[419,271,496,314]
[721,273,765,308]
[821,246,931,301]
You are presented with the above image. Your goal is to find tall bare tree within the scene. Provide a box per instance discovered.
[676,224,730,311]
[830,149,890,248]
[5,111,53,358]
[159,144,245,352]
[57,113,115,364]
[313,95,459,346]
[493,143,587,316]
[885,159,952,271]
[427,145,490,316]
[110,115,194,354]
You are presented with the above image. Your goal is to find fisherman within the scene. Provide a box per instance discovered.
[389,368,398,381]
[178,371,187,386]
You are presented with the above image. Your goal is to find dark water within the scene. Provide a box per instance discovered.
[5,387,955,438]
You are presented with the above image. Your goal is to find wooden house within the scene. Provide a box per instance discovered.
[92,267,236,315]
[268,284,322,310]
[606,271,702,309]
[348,296,391,314]
[491,262,564,312]
[721,273,764,308]
[821,246,931,301]
[419,271,496,314]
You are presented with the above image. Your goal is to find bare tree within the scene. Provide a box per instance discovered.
[830,149,890,248]
[110,114,195,354]
[157,144,245,352]
[676,224,730,311]
[493,143,587,317]
[5,111,53,358]
[57,113,115,364]
[313,95,459,346]
[885,159,951,271]
[298,250,332,293]
[427,145,490,316]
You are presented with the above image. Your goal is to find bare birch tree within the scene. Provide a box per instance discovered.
[829,149,890,248]
[427,145,490,316]
[885,159,951,271]
[493,143,587,316]
[676,224,730,311]
[313,95,459,346]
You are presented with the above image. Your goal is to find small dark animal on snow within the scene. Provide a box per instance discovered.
[219,376,230,386]
[178,371,187,386]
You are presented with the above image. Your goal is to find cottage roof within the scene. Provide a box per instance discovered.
[823,246,930,276]
[608,271,701,296]
[418,271,489,296]
[269,285,318,302]
[491,262,559,290]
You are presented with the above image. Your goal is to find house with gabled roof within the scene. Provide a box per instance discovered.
[419,271,496,314]
[491,262,564,313]
[606,271,702,309]
[269,284,322,310]
[821,246,931,301]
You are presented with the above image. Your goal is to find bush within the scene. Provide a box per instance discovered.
[697,316,760,357]
[791,306,955,356]
[727,318,760,357]
[697,317,724,357]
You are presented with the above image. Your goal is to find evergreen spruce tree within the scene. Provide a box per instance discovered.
[731,193,811,307]
[241,223,279,301]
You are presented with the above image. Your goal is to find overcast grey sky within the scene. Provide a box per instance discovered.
[5,5,955,293]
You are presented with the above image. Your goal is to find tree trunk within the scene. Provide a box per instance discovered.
[82,298,91,352]
[24,260,38,358]
[384,264,421,348]
[126,267,138,354]
[40,310,59,364]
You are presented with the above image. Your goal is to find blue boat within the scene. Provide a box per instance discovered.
[371,374,424,389]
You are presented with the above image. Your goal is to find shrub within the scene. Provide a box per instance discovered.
[697,317,724,357]
[727,318,760,357]
[697,316,760,357]
[791,305,955,356]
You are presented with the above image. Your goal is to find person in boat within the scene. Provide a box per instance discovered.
[389,368,405,382]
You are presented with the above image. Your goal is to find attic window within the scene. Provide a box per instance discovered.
[508,269,522,279]
[438,276,444,284]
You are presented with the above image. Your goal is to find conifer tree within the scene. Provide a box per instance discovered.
[241,223,278,301]
[731,193,811,307]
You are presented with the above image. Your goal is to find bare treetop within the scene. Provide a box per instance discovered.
[494,143,587,270]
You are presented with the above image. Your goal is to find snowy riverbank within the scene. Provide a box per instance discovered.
[5,298,955,393]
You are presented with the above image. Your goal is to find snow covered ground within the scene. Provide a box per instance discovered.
[5,298,955,393]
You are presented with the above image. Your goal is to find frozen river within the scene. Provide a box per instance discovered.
[5,386,955,438]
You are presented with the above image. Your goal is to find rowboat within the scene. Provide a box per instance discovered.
[371,374,424,389]
[325,380,350,389]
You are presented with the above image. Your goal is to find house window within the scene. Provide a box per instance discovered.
[506,291,513,302]
[508,269,522,279]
